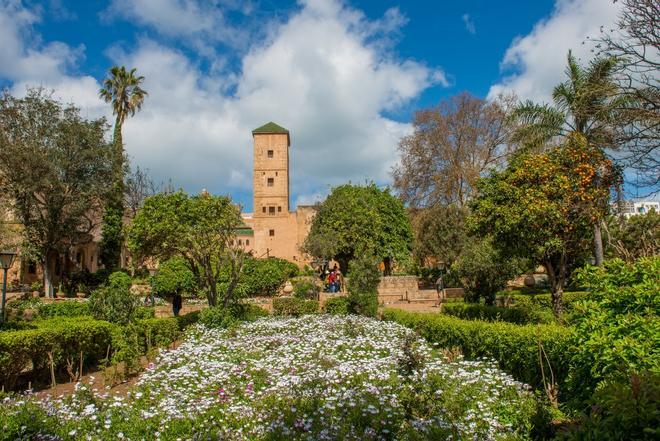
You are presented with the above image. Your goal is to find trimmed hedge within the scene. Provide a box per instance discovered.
[324,296,349,315]
[37,301,91,318]
[382,309,573,391]
[500,291,589,312]
[272,297,319,316]
[0,312,200,390]
[442,303,555,324]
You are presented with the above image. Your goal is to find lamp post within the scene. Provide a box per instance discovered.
[0,250,17,325]
[148,267,158,307]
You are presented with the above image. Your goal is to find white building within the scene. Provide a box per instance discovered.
[619,200,660,218]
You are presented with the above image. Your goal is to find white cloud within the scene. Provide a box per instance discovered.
[462,13,475,35]
[488,0,621,103]
[1,0,444,210]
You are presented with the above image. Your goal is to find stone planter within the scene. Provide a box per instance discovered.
[282,281,294,295]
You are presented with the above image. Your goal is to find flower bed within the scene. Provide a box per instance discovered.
[1,315,538,440]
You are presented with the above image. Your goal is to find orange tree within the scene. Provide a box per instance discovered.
[469,134,615,317]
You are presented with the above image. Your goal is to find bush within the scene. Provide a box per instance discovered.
[347,254,380,317]
[199,303,268,328]
[567,257,660,405]
[61,268,109,296]
[558,372,660,440]
[382,309,572,392]
[0,318,115,389]
[324,296,349,315]
[151,256,196,296]
[272,297,319,316]
[293,277,319,300]
[441,303,555,324]
[37,301,90,318]
[133,306,155,320]
[219,257,299,298]
[452,238,523,304]
[88,272,140,325]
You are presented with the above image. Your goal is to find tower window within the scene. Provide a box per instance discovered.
[275,171,278,176]
[267,150,274,158]
[246,239,250,246]
[262,206,266,213]
[269,229,275,237]
[278,206,282,212]
[267,177,274,187]
[269,206,275,215]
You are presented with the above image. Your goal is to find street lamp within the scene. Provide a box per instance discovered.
[0,250,17,325]
[148,267,158,307]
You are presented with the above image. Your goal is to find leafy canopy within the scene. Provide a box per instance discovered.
[303,183,413,272]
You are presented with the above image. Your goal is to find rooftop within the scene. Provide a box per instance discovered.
[252,122,290,146]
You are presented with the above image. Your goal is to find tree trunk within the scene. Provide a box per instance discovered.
[544,260,565,318]
[113,118,124,189]
[383,257,392,276]
[593,222,604,267]
[43,253,54,298]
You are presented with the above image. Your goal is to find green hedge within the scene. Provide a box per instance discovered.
[442,303,555,324]
[323,296,349,315]
[37,301,91,318]
[500,291,589,312]
[0,312,200,390]
[272,297,319,316]
[382,309,573,391]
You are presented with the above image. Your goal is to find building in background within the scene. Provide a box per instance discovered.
[618,200,660,218]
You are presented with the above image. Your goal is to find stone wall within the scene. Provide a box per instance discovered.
[377,276,419,304]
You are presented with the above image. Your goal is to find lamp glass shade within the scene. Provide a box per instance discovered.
[0,251,17,270]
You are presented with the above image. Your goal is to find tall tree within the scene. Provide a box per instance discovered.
[410,205,468,268]
[124,165,157,218]
[126,191,243,307]
[393,93,517,209]
[0,89,112,296]
[597,0,660,190]
[303,183,413,275]
[470,134,616,317]
[512,52,624,265]
[98,66,147,269]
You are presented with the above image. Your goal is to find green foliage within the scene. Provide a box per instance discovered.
[452,238,523,304]
[100,196,124,270]
[88,271,139,325]
[219,257,299,297]
[293,277,319,300]
[303,183,413,272]
[500,291,590,317]
[323,296,349,315]
[127,191,243,307]
[272,297,319,316]
[383,309,573,392]
[605,211,660,261]
[151,256,196,295]
[411,205,469,268]
[441,303,556,324]
[558,373,660,440]
[61,269,109,296]
[567,257,660,405]
[199,303,268,328]
[347,253,380,317]
[37,301,90,318]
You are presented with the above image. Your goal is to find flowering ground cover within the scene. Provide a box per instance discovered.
[1,315,538,440]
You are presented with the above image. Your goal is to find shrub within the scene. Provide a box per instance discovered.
[151,256,196,296]
[567,257,660,405]
[219,257,299,298]
[199,303,268,328]
[272,297,319,316]
[133,306,155,320]
[135,317,180,352]
[501,291,590,314]
[0,318,115,389]
[382,309,572,392]
[88,271,140,325]
[293,277,319,300]
[441,303,555,324]
[347,254,380,317]
[61,268,108,295]
[324,296,349,315]
[558,372,660,440]
[451,238,523,304]
[37,301,90,318]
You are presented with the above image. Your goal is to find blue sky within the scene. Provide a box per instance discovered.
[0,0,625,210]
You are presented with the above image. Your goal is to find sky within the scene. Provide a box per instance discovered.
[0,0,626,211]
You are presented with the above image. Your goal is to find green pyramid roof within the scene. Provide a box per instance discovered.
[252,122,290,146]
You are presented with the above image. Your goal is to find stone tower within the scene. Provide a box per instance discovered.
[252,122,290,218]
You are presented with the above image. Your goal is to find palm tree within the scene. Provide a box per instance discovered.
[99,66,148,186]
[98,66,147,269]
[511,52,625,266]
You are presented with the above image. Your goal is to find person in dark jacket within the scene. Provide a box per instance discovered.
[172,292,183,317]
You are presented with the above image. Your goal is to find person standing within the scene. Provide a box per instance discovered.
[172,291,183,317]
